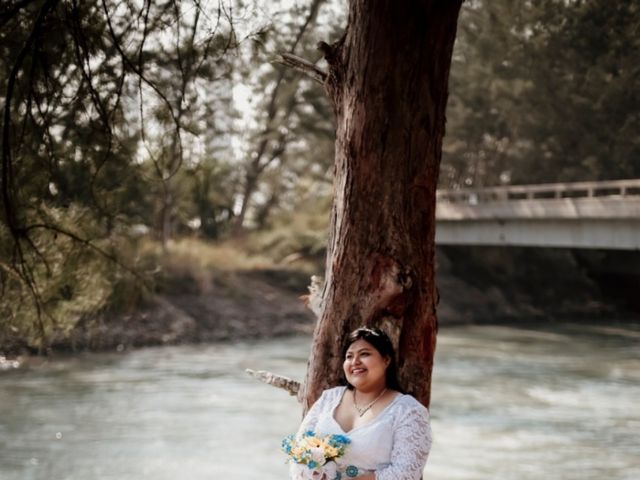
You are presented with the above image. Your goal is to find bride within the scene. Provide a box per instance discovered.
[290,327,432,480]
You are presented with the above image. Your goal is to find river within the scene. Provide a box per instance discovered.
[0,323,638,480]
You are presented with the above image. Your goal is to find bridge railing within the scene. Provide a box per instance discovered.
[437,179,640,205]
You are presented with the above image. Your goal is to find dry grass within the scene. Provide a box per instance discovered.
[140,237,277,272]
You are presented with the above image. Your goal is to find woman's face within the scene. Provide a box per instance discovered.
[343,339,390,391]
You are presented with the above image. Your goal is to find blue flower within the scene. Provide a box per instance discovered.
[308,460,318,469]
[328,434,351,446]
[281,435,294,454]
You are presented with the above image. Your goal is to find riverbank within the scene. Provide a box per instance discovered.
[0,269,316,358]
[436,246,639,324]
[2,245,638,359]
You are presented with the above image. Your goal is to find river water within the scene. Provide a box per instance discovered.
[0,323,638,480]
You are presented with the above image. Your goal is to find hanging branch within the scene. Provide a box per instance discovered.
[68,0,121,223]
[101,0,183,135]
[1,0,167,346]
[2,0,60,240]
[1,0,61,346]
[22,223,146,282]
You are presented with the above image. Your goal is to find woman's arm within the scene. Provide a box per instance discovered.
[373,403,432,480]
[294,390,329,436]
[354,474,375,480]
[289,390,333,479]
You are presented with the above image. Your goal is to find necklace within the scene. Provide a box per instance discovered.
[353,388,387,417]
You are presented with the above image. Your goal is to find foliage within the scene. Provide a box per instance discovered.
[0,206,143,349]
[443,0,640,188]
[0,0,239,348]
[231,0,336,230]
[245,196,330,267]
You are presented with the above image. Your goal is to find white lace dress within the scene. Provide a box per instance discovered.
[290,386,432,480]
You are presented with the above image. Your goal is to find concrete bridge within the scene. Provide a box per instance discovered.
[435,179,640,250]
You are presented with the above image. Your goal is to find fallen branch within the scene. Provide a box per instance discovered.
[276,53,328,84]
[245,369,301,396]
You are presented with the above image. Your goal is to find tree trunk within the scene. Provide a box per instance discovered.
[301,0,463,412]
[233,0,325,234]
[234,172,257,232]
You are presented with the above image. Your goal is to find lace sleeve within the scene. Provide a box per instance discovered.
[294,388,332,436]
[289,390,333,480]
[375,401,432,480]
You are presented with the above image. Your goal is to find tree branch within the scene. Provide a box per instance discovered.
[23,223,146,283]
[275,53,328,85]
[245,369,301,396]
[101,0,181,130]
[2,0,60,238]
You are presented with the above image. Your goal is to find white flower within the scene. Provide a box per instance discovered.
[309,447,326,465]
[290,463,325,480]
[322,461,337,480]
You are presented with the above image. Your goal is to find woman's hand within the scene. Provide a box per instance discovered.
[354,473,376,480]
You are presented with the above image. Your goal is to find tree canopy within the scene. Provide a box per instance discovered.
[1,0,638,350]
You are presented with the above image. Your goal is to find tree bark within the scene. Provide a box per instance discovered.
[301,0,463,412]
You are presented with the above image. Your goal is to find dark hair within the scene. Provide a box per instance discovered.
[341,327,403,392]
